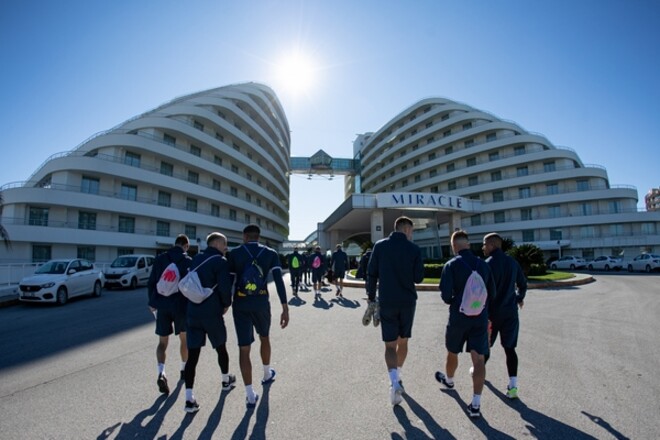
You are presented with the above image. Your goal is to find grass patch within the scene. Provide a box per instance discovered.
[528,271,575,281]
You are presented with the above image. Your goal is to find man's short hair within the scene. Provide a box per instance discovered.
[451,229,469,244]
[336,244,342,249]
[315,246,321,251]
[243,224,260,240]
[483,232,503,248]
[394,216,413,231]
[174,234,189,247]
[207,232,227,246]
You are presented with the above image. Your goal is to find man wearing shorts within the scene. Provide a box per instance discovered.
[330,244,349,297]
[183,232,235,413]
[228,224,289,409]
[147,234,191,394]
[309,246,326,298]
[482,232,527,399]
[367,216,424,406]
[437,230,496,418]
[287,247,303,296]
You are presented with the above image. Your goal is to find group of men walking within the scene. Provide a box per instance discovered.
[147,224,288,413]
[287,244,349,298]
[367,217,527,418]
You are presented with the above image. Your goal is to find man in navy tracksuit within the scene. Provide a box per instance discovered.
[482,232,527,399]
[287,248,303,296]
[367,216,424,406]
[309,246,326,297]
[147,234,191,395]
[228,224,289,409]
[183,232,235,413]
[330,244,349,297]
[437,230,496,418]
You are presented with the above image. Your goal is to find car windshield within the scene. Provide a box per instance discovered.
[35,261,68,274]
[650,254,660,259]
[111,257,137,268]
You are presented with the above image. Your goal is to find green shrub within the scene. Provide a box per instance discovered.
[424,263,443,278]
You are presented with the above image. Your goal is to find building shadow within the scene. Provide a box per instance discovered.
[442,386,516,439]
[485,382,599,439]
[397,393,456,439]
[581,411,630,440]
[312,295,333,310]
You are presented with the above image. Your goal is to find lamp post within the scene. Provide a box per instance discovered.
[557,240,561,259]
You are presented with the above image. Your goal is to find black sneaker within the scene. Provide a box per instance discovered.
[222,374,237,391]
[185,400,200,413]
[467,403,481,418]
[435,371,454,389]
[157,374,170,394]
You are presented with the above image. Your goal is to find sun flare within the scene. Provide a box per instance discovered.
[275,51,316,95]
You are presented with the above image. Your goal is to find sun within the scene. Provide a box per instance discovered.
[274,51,317,95]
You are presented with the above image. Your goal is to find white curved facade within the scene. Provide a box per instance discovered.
[0,83,290,264]
[353,98,660,260]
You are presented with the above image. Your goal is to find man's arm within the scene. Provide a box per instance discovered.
[216,258,233,310]
[413,248,425,284]
[147,256,164,309]
[366,247,379,301]
[271,265,289,328]
[515,261,527,307]
[439,263,454,304]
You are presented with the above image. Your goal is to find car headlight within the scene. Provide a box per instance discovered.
[41,282,56,288]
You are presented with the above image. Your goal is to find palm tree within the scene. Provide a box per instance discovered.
[0,192,11,249]
[507,243,544,276]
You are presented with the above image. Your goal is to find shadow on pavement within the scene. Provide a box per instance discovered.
[331,296,361,308]
[397,393,456,439]
[312,295,333,310]
[581,411,630,440]
[485,382,598,439]
[288,296,307,307]
[229,383,271,440]
[442,386,516,439]
[197,388,232,439]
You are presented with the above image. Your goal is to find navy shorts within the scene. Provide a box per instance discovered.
[186,314,228,349]
[312,269,324,283]
[233,307,271,346]
[155,308,186,336]
[334,270,346,279]
[379,303,416,342]
[445,314,489,355]
[490,313,520,348]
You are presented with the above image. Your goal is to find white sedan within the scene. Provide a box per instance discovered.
[19,259,104,305]
[587,256,623,271]
[626,254,660,273]
[550,256,587,270]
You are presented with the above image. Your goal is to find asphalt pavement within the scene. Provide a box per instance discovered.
[0,273,658,439]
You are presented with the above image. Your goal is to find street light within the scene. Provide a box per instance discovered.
[557,240,561,259]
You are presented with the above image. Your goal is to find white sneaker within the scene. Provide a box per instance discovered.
[389,383,403,406]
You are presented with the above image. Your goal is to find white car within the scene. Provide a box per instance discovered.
[104,254,155,289]
[19,259,104,305]
[550,256,587,270]
[626,254,660,273]
[587,256,623,271]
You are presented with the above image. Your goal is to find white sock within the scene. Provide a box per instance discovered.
[446,374,454,385]
[397,367,402,380]
[509,376,518,388]
[180,361,186,372]
[185,388,194,402]
[388,368,399,387]
[246,384,256,399]
[263,365,272,379]
[158,363,165,376]
[471,394,481,407]
[223,373,231,382]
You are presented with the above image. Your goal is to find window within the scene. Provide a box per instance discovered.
[185,225,197,239]
[546,183,559,195]
[462,122,472,130]
[486,133,496,142]
[494,211,505,223]
[230,186,238,197]
[187,171,199,184]
[491,171,502,181]
[412,144,419,151]
[522,230,535,242]
[193,120,204,131]
[401,165,407,171]
[468,176,478,186]
[431,185,439,192]
[466,157,476,167]
[124,151,141,167]
[163,134,176,146]
[190,145,201,157]
[441,114,449,121]
[471,214,481,226]
[521,208,532,221]
[516,166,528,177]
[229,209,237,221]
[514,146,525,156]
[641,222,656,234]
[581,226,595,238]
[426,137,434,145]
[548,205,561,218]
[414,175,421,183]
[213,179,221,191]
[447,181,456,190]
[429,169,437,178]
[492,191,504,202]
[446,163,455,172]
[231,164,239,174]
[400,150,407,158]
[256,199,262,207]
[428,152,436,161]
[81,176,100,194]
[118,216,135,233]
[445,146,453,155]
[413,159,420,167]
[443,130,452,138]
[581,203,593,216]
[519,187,531,198]
[117,248,134,256]
[577,179,589,191]
[608,201,620,213]
[29,207,49,226]
[543,161,556,172]
[245,214,251,223]
[233,143,241,152]
[464,139,474,148]
[186,198,197,212]
[215,132,224,142]
[246,173,252,182]
[214,155,223,166]
[156,221,170,236]
[488,152,499,161]
[158,191,171,207]
[77,246,95,261]
[120,184,137,201]
[160,162,173,176]
[550,229,562,241]
[425,121,433,129]
[78,211,96,230]
[211,204,220,217]
[32,245,51,263]
[402,179,408,187]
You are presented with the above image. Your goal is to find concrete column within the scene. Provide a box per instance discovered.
[371,209,385,242]
[449,213,462,233]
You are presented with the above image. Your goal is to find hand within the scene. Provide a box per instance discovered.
[518,300,524,309]
[280,306,289,329]
[149,307,156,313]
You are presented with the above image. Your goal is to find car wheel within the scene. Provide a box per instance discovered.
[551,264,557,270]
[130,277,138,290]
[92,281,102,297]
[56,287,68,305]
[604,265,610,271]
[570,264,575,270]
[646,265,652,273]
[588,264,593,271]
[628,265,633,272]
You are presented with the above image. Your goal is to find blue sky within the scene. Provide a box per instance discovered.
[1,0,658,240]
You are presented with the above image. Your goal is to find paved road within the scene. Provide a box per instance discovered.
[0,274,658,439]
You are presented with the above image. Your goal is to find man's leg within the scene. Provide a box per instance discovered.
[470,350,486,395]
[385,340,403,405]
[446,351,459,379]
[178,332,188,380]
[156,335,170,393]
[396,337,408,368]
[239,344,259,405]
[184,347,201,412]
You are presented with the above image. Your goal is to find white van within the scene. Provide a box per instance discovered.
[104,254,155,289]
